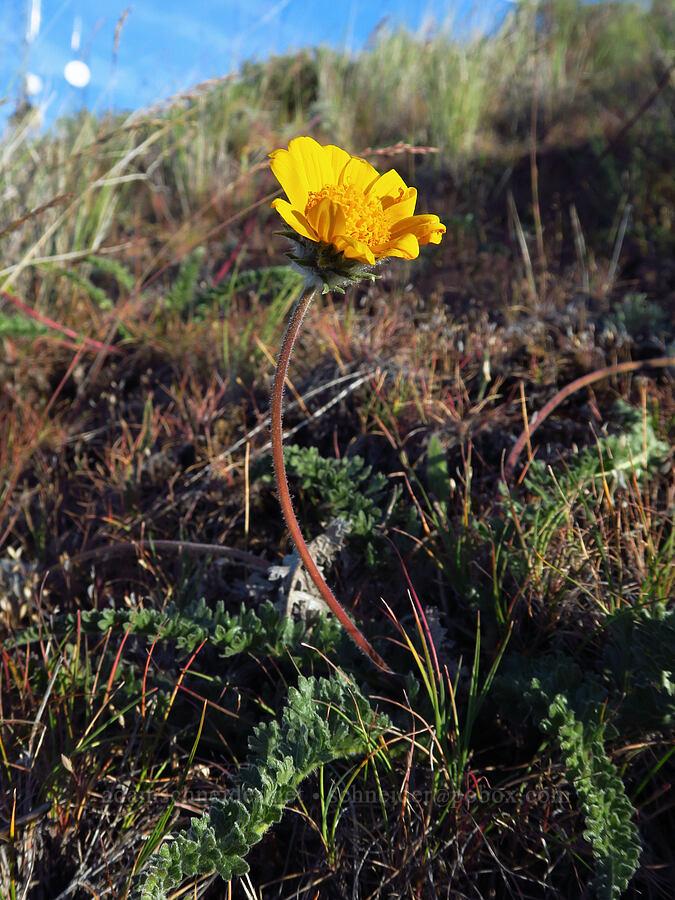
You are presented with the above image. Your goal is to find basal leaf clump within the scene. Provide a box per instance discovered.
[12,598,342,660]
[256,443,398,566]
[166,246,206,312]
[604,603,675,732]
[540,694,641,900]
[133,673,391,899]
[499,656,643,899]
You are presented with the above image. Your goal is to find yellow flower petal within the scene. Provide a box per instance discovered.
[286,136,351,192]
[271,198,318,241]
[305,196,347,245]
[383,186,417,220]
[269,148,311,210]
[338,156,380,193]
[376,232,419,260]
[425,228,444,245]
[390,214,446,246]
[334,234,376,265]
[366,168,409,201]
[320,143,354,182]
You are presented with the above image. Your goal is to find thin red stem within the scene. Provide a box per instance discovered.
[1,290,120,355]
[270,284,392,673]
[505,356,675,480]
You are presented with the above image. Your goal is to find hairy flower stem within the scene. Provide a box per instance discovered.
[270,284,392,673]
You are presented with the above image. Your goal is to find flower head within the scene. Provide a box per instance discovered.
[270,136,446,289]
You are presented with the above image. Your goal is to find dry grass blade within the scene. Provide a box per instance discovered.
[0,194,73,242]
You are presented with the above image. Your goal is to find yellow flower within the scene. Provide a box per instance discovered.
[270,136,446,266]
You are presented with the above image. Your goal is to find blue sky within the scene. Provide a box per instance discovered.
[1,1,512,127]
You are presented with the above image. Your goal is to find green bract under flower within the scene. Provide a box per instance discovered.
[277,229,380,293]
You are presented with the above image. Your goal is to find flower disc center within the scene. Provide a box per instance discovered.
[306,184,390,249]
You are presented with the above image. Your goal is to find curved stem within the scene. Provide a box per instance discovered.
[505,356,675,480]
[270,284,392,673]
